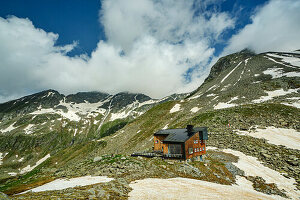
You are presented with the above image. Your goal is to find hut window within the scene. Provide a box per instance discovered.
[197,148,199,152]
[194,140,198,143]
[203,147,205,151]
[189,148,193,154]
[199,148,202,151]
[169,144,182,154]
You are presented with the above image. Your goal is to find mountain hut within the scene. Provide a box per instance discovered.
[153,125,208,161]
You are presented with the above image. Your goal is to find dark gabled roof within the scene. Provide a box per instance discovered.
[154,127,208,143]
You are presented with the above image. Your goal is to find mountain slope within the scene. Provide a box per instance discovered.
[94,49,300,193]
[99,50,300,153]
[0,90,186,183]
[0,49,299,198]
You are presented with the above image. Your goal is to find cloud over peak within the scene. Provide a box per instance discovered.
[0,0,299,102]
[0,1,235,101]
[100,0,234,53]
[224,0,300,54]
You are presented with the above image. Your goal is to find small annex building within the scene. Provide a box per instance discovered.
[153,125,208,160]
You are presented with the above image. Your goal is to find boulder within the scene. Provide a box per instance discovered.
[93,156,102,162]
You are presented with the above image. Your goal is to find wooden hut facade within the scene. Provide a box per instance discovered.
[153,125,208,160]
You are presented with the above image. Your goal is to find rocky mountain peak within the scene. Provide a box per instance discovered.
[0,89,64,119]
[203,49,255,85]
[65,91,110,104]
[239,48,256,56]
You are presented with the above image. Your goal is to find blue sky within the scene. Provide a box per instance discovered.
[0,0,266,57]
[0,0,300,102]
[0,0,104,56]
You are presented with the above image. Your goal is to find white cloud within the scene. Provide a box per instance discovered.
[100,0,234,52]
[1,0,299,103]
[223,0,300,54]
[0,1,235,102]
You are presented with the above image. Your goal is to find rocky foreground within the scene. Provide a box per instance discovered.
[4,148,296,199]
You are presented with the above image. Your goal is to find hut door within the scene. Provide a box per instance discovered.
[168,144,182,154]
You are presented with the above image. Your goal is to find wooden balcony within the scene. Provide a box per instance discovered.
[131,152,183,159]
[131,152,162,158]
[163,153,183,158]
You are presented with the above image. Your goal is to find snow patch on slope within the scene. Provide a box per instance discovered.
[221,84,231,91]
[59,99,107,117]
[233,64,246,86]
[170,104,181,113]
[31,108,81,121]
[235,127,300,150]
[187,93,202,100]
[267,53,300,67]
[214,96,239,110]
[128,177,285,200]
[24,124,35,135]
[252,89,298,103]
[264,56,297,69]
[109,98,159,121]
[282,102,300,108]
[206,93,216,97]
[73,129,78,137]
[31,98,110,121]
[214,102,236,109]
[221,61,242,83]
[162,124,169,130]
[8,172,17,176]
[20,154,51,174]
[190,107,200,113]
[244,58,250,65]
[138,99,160,107]
[0,152,8,165]
[207,85,217,92]
[110,111,131,121]
[263,68,300,78]
[1,122,17,133]
[22,176,113,193]
[47,91,55,97]
[222,149,299,199]
[286,97,300,100]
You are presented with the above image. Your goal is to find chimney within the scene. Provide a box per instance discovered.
[186,125,194,135]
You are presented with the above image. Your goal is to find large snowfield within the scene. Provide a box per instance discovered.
[128,177,286,200]
[235,127,300,150]
[21,176,113,193]
[129,148,299,200]
[222,149,299,199]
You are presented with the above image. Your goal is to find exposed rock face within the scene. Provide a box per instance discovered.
[246,176,287,197]
[0,89,64,120]
[99,92,152,112]
[203,49,255,84]
[65,91,110,104]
